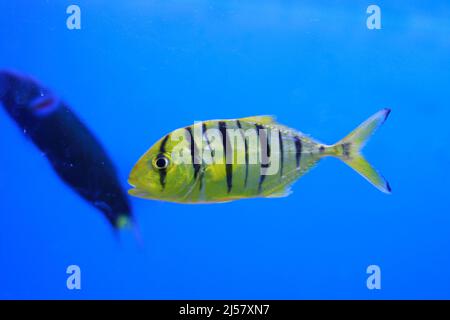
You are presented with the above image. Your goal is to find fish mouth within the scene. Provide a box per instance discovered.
[128,178,158,199]
[128,187,153,199]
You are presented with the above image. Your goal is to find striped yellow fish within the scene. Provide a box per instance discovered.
[128,109,391,203]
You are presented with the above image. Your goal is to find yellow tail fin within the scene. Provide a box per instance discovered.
[330,108,391,194]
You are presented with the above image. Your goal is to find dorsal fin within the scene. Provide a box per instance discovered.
[238,115,277,125]
[238,115,304,137]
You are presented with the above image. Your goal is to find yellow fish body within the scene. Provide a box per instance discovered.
[128,109,391,203]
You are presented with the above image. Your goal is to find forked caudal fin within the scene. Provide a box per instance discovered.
[327,108,391,194]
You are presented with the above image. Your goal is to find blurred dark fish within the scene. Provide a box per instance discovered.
[0,70,132,228]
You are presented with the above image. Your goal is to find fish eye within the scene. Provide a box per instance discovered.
[154,156,170,170]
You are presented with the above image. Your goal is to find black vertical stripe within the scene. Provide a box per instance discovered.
[202,122,215,161]
[294,136,302,169]
[255,124,262,135]
[158,134,170,189]
[160,134,170,153]
[256,124,270,165]
[219,121,232,193]
[279,131,284,178]
[186,126,201,180]
[255,124,268,193]
[236,120,249,187]
[255,124,266,164]
[198,169,205,191]
[198,123,210,191]
[258,174,266,193]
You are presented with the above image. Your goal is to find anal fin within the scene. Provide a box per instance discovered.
[264,186,293,198]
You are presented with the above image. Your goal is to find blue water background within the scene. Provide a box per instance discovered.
[1,0,450,299]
